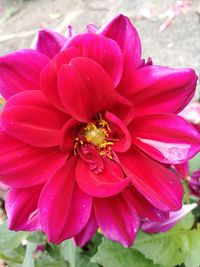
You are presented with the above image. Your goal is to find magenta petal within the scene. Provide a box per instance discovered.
[141,203,197,233]
[76,158,131,197]
[112,93,134,125]
[39,156,92,244]
[99,14,141,90]
[123,187,169,222]
[118,147,183,212]
[58,57,116,122]
[94,193,140,247]
[173,162,189,179]
[74,209,98,246]
[87,24,98,33]
[6,184,44,231]
[0,129,67,187]
[130,114,200,164]
[1,90,68,147]
[60,118,80,153]
[127,66,198,116]
[0,49,49,99]
[78,144,104,174]
[41,47,81,111]
[35,29,67,58]
[66,33,123,87]
[105,111,131,152]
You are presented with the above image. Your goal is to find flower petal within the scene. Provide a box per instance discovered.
[1,90,68,147]
[118,147,183,212]
[173,162,189,179]
[41,47,81,111]
[130,114,200,164]
[111,93,134,125]
[94,193,140,247]
[126,66,198,116]
[99,14,141,90]
[60,118,81,153]
[0,129,67,187]
[39,156,92,244]
[123,187,169,222]
[87,24,98,33]
[76,157,131,197]
[0,49,49,99]
[58,57,116,122]
[74,209,98,246]
[105,111,132,152]
[66,33,123,87]
[6,184,43,231]
[141,203,197,233]
[35,29,67,58]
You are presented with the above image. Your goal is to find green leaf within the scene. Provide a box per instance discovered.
[134,213,200,267]
[189,152,200,173]
[35,252,68,267]
[27,231,46,244]
[61,239,75,267]
[91,237,163,267]
[0,246,25,266]
[76,248,99,267]
[22,242,36,267]
[46,242,62,260]
[0,221,28,251]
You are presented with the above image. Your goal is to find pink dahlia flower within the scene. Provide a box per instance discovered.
[0,14,200,247]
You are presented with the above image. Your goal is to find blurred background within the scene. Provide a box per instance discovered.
[0,0,200,93]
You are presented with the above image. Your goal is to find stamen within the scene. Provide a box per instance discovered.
[73,114,114,159]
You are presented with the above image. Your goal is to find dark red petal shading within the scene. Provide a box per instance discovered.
[58,57,116,122]
[35,29,67,58]
[94,193,140,247]
[0,129,67,187]
[66,33,123,87]
[105,111,131,152]
[123,187,169,222]
[41,47,81,111]
[118,147,183,212]
[1,90,68,147]
[74,209,98,246]
[112,93,134,125]
[126,66,198,116]
[6,184,43,231]
[39,156,92,244]
[0,49,49,99]
[99,14,141,91]
[60,118,80,153]
[76,157,131,197]
[130,114,200,164]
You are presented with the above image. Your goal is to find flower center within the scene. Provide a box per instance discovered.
[84,124,106,146]
[74,114,114,158]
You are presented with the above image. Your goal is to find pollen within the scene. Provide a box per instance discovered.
[84,124,106,146]
[73,115,114,159]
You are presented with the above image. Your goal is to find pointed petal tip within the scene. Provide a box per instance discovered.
[35,28,66,58]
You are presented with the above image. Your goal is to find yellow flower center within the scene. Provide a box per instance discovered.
[74,115,114,159]
[84,123,106,146]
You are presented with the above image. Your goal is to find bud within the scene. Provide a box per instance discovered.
[141,203,197,233]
